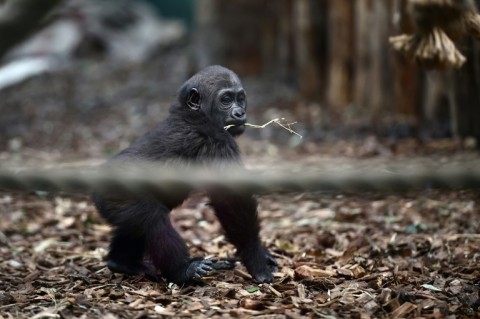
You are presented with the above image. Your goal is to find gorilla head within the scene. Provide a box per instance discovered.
[177,65,247,137]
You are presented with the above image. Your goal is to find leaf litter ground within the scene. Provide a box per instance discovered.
[1,139,480,318]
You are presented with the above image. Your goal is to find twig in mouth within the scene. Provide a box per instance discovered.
[224,118,303,138]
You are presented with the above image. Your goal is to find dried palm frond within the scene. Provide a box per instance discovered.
[390,28,466,69]
[390,0,479,69]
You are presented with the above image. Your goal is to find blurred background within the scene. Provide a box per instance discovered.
[0,0,479,162]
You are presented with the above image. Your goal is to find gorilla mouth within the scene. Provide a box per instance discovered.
[225,120,246,129]
[228,123,245,130]
[225,122,246,136]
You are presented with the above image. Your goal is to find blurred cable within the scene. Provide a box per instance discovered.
[0,164,479,200]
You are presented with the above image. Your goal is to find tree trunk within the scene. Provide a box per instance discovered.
[452,38,480,143]
[326,0,354,116]
[293,0,324,100]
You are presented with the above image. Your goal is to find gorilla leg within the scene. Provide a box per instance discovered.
[107,225,147,275]
[97,198,213,284]
[146,207,214,284]
[208,188,278,283]
[94,199,152,276]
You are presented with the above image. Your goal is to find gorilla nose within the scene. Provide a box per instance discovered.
[232,108,246,121]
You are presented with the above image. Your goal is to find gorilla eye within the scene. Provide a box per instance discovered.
[237,94,246,104]
[220,93,233,106]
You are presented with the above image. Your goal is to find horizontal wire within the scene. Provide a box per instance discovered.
[0,163,479,199]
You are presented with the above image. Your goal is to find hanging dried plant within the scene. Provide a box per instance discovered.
[390,0,480,69]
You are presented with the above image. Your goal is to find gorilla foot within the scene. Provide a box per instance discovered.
[167,258,216,285]
[265,251,279,273]
[242,248,278,283]
[185,258,214,281]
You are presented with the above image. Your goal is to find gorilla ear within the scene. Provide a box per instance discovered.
[187,88,200,111]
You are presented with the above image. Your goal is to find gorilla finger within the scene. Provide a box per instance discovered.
[212,260,236,270]
[205,257,218,264]
[197,270,210,276]
[200,265,213,272]
[193,273,202,280]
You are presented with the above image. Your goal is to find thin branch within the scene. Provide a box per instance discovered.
[225,118,303,138]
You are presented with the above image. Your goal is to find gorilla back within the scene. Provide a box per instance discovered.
[92,65,278,285]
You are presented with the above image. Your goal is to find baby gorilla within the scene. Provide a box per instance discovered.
[92,65,277,284]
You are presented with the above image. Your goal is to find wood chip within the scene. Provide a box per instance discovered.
[294,265,336,279]
[390,302,417,319]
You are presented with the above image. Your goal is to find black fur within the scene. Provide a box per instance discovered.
[92,66,277,284]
